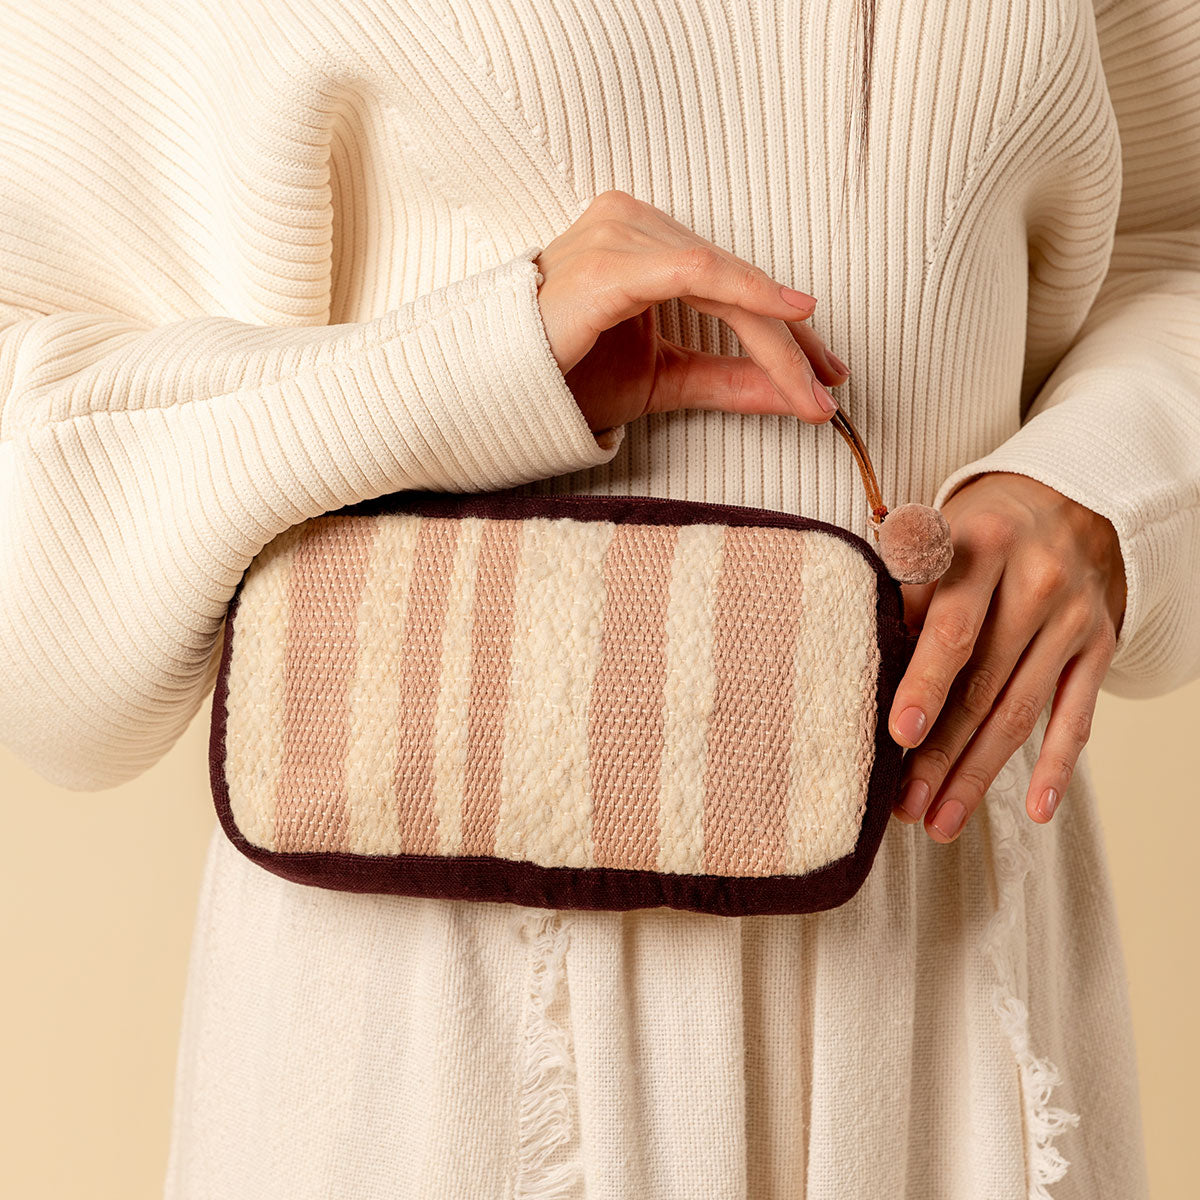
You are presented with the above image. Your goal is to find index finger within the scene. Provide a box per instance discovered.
[887,555,1001,747]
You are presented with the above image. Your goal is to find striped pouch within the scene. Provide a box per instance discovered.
[209,489,917,917]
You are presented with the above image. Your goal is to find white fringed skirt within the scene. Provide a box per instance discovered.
[163,710,1149,1199]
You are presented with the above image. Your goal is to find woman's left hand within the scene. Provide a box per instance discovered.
[889,471,1127,842]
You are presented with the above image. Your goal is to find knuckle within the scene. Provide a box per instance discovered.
[1062,705,1094,747]
[589,188,639,218]
[1094,620,1118,657]
[735,263,768,302]
[958,665,1003,721]
[674,244,720,282]
[1046,753,1077,783]
[913,664,954,710]
[929,609,977,661]
[1026,552,1069,602]
[1061,596,1097,640]
[952,763,995,801]
[969,512,1018,555]
[781,337,811,371]
[915,742,955,778]
[995,693,1045,742]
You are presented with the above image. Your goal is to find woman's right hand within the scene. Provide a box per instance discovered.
[534,189,850,436]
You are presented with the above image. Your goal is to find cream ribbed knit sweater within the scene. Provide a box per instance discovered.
[3,1,1197,1196]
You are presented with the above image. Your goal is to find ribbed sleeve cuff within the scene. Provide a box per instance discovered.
[930,381,1198,696]
[327,245,625,495]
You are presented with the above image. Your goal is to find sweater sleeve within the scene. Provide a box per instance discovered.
[0,5,626,790]
[930,0,1200,700]
[0,260,624,791]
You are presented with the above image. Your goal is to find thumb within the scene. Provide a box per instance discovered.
[650,340,807,419]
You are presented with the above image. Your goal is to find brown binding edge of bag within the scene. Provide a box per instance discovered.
[208,489,919,918]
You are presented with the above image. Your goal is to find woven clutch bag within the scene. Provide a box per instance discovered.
[209,487,918,917]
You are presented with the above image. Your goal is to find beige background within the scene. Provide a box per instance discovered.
[2,680,1197,1198]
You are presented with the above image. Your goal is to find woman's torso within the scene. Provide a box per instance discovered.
[81,0,1121,531]
[155,3,1144,1196]
[328,0,1118,524]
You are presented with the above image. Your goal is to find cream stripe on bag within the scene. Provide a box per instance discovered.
[224,522,308,852]
[656,523,724,874]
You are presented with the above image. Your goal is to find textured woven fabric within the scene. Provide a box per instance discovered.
[221,508,880,875]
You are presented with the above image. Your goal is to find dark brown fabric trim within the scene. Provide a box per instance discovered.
[209,490,917,918]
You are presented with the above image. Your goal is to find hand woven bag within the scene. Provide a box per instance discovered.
[209,411,943,917]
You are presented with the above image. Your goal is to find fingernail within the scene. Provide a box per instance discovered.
[780,284,817,310]
[893,706,926,745]
[896,778,929,822]
[812,379,838,413]
[930,798,966,840]
[826,349,850,376]
[1036,787,1060,821]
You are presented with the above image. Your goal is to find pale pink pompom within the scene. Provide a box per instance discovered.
[877,503,953,584]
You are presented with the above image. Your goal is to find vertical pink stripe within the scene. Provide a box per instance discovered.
[392,516,461,855]
[459,519,522,856]
[276,517,376,853]
[589,523,678,870]
[702,527,805,876]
